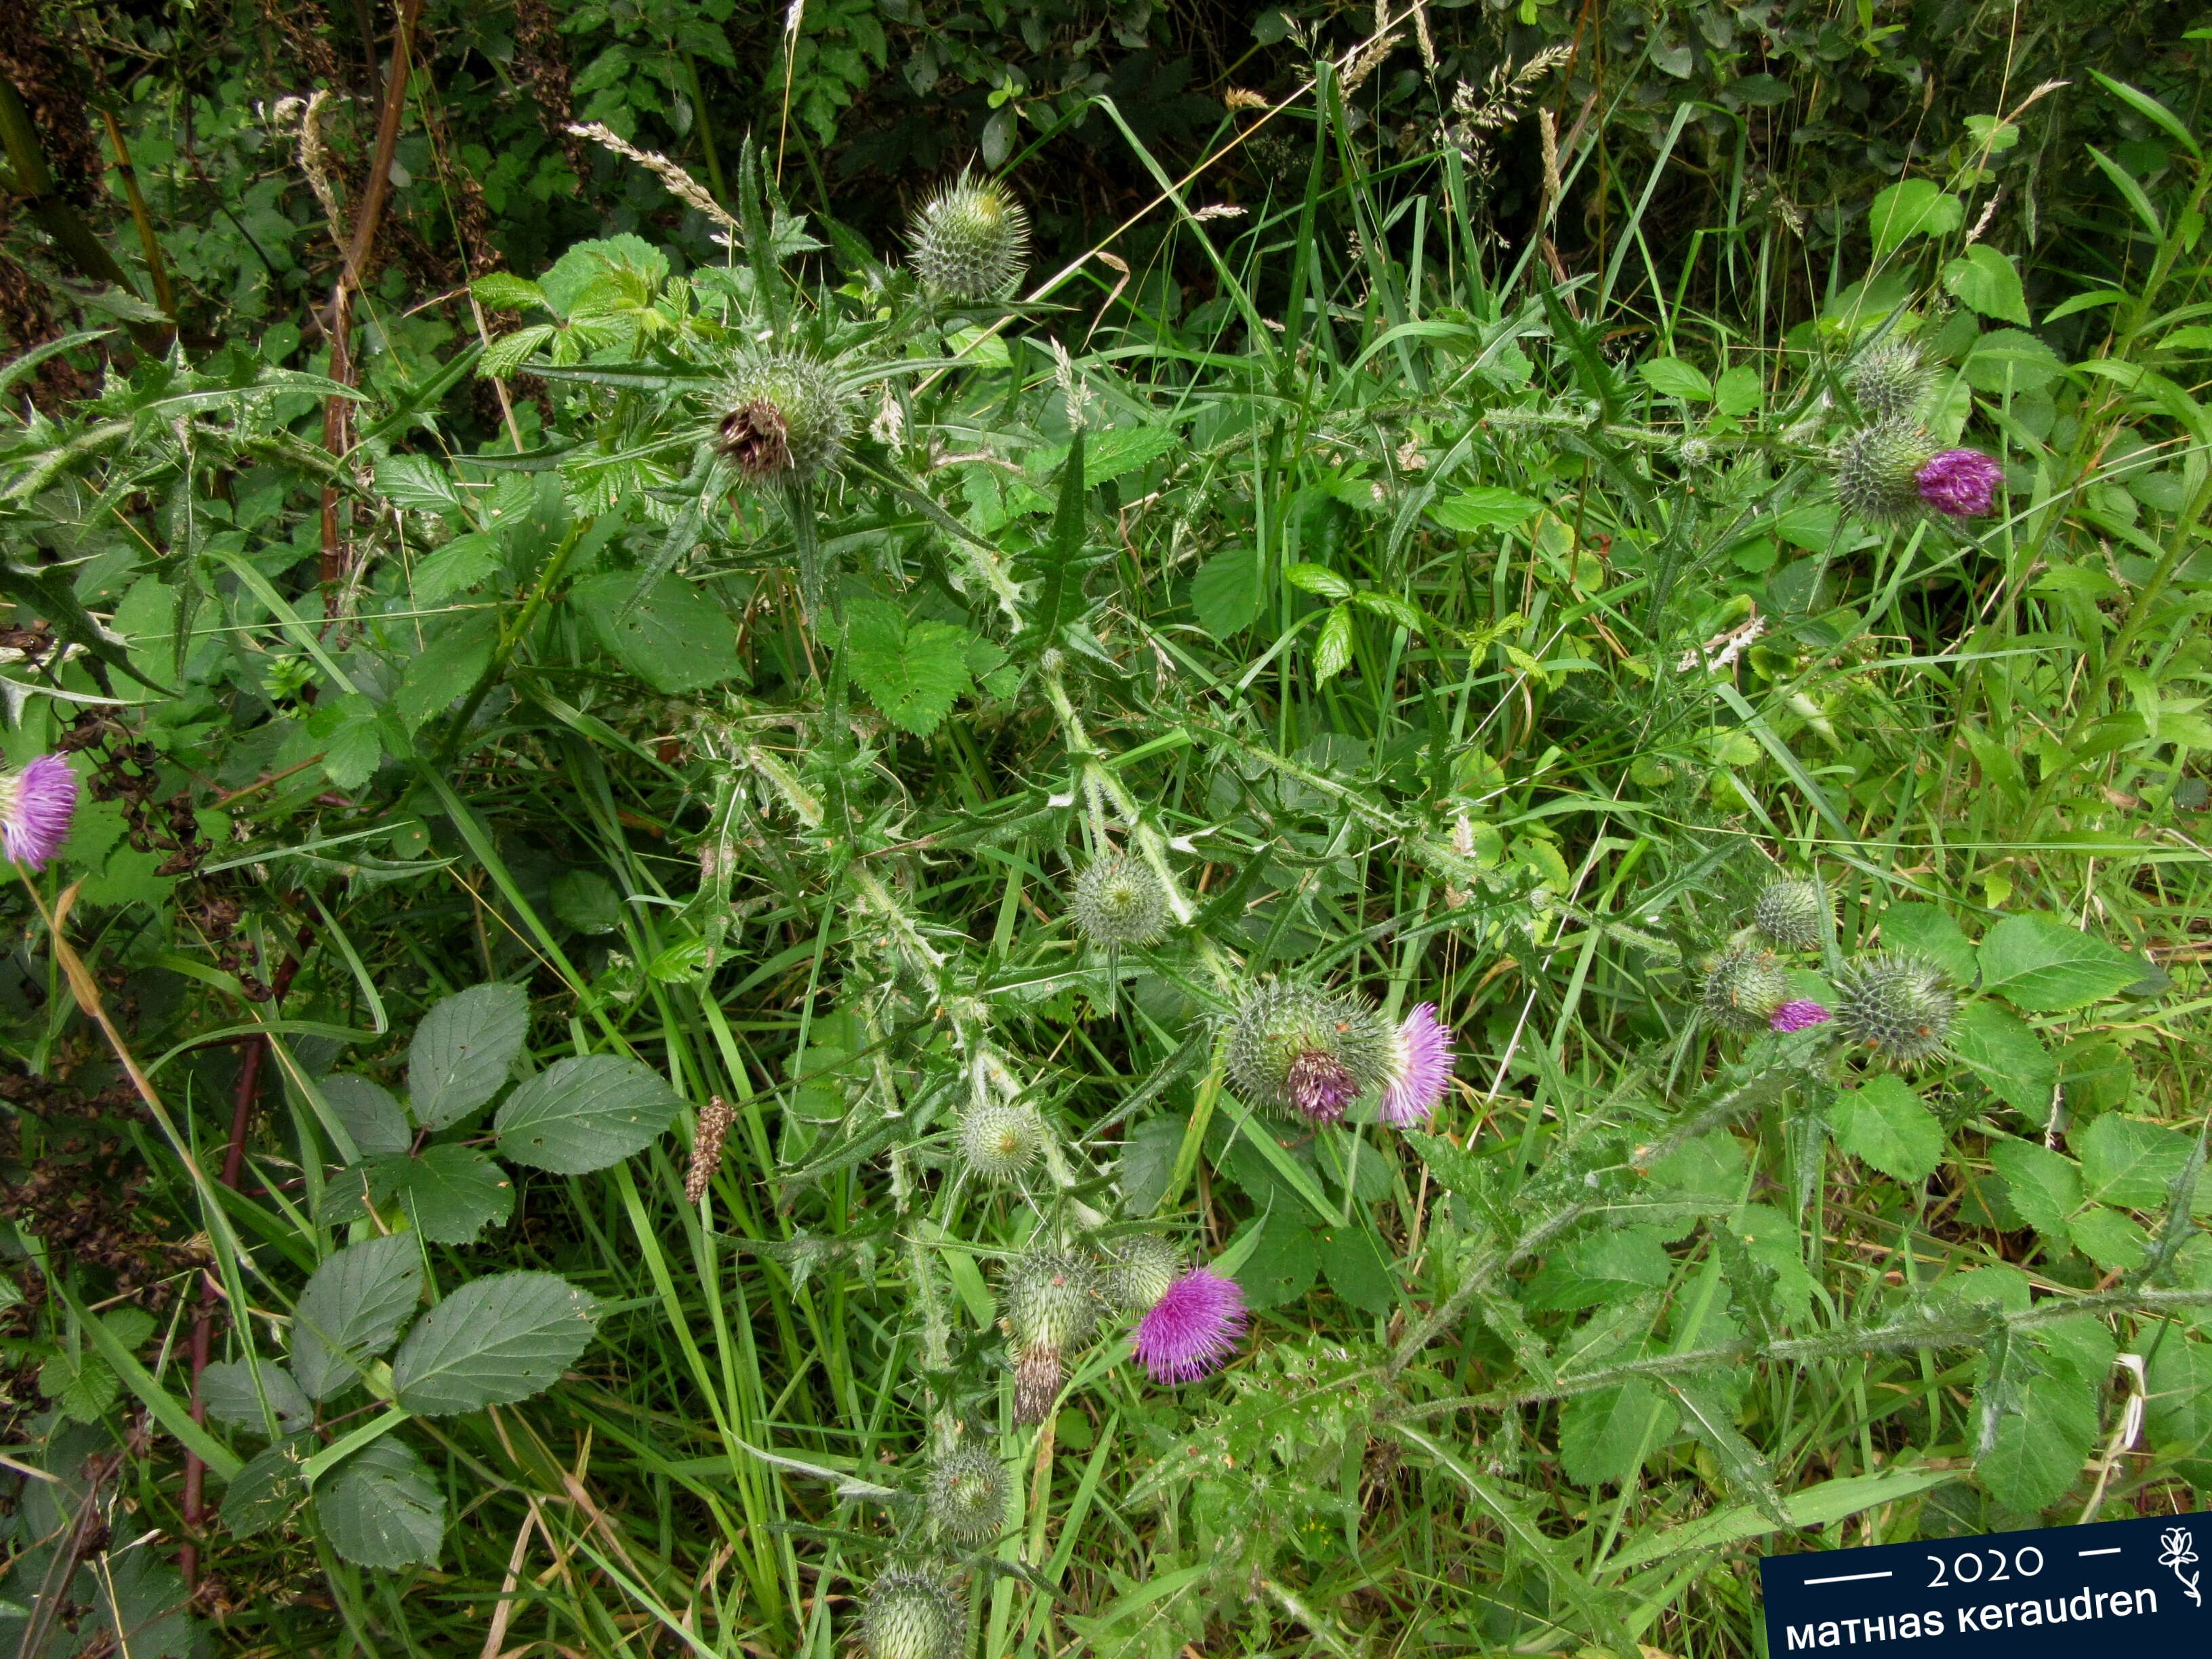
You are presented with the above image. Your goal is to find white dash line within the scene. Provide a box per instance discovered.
[1803,1571,1896,1586]
[2079,1548,2124,1558]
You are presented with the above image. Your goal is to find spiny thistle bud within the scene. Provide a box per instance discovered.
[716,348,857,487]
[1846,339,1931,422]
[1069,853,1170,947]
[924,1446,1009,1542]
[1753,878,1830,951]
[1003,1249,1102,1424]
[859,1571,965,1659]
[1832,419,1933,527]
[1699,946,1790,1035]
[909,170,1030,302]
[958,1100,1048,1184]
[1834,951,1956,1067]
[1098,1235,1183,1314]
[1224,982,1393,1126]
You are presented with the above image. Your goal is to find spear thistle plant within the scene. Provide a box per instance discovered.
[1225,982,1394,1125]
[908,170,1030,302]
[1700,946,1790,1034]
[0,755,77,871]
[1002,1248,1104,1425]
[1834,951,1957,1067]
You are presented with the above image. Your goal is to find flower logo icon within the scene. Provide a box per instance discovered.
[2160,1526,2203,1608]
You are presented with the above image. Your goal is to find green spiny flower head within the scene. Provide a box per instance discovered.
[1700,946,1790,1034]
[1753,877,1830,951]
[1834,950,1957,1067]
[716,347,857,487]
[1069,852,1170,947]
[1225,981,1394,1126]
[1834,419,1936,527]
[909,169,1030,302]
[925,1445,1009,1542]
[1098,1234,1183,1315]
[1003,1248,1103,1423]
[958,1100,1047,1184]
[1847,339,1932,422]
[860,1570,966,1659]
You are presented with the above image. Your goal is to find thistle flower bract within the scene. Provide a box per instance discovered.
[1915,449,2005,518]
[958,1100,1047,1183]
[1753,878,1830,951]
[1834,951,1956,1067]
[1700,946,1790,1034]
[1378,1004,1454,1127]
[924,1445,1009,1542]
[1098,1235,1183,1314]
[909,171,1030,302]
[1770,999,1832,1033]
[1833,419,1933,527]
[0,755,77,872]
[716,348,857,487]
[1846,339,1931,422]
[860,1570,965,1659]
[1069,853,1170,946]
[1132,1267,1247,1384]
[1003,1249,1102,1424]
[1225,982,1393,1126]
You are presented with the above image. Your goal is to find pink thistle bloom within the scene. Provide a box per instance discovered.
[1770,999,1831,1034]
[1132,1267,1246,1384]
[1914,449,2004,518]
[1378,1003,1454,1127]
[1285,1049,1359,1125]
[1,755,78,872]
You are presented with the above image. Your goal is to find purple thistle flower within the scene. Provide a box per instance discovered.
[1285,1049,1359,1125]
[1914,449,2004,518]
[1132,1267,1247,1384]
[1770,999,1831,1034]
[1,755,78,872]
[1378,1003,1454,1127]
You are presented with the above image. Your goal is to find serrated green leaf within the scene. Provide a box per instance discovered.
[1559,1378,1675,1487]
[394,612,497,733]
[389,1271,597,1415]
[841,598,973,735]
[1639,356,1713,401]
[1523,1228,1673,1311]
[374,454,465,515]
[1313,1224,1393,1313]
[1311,605,1355,683]
[1978,913,2144,1010]
[478,323,556,377]
[1870,179,1964,258]
[2067,1205,2147,1272]
[1988,1139,2081,1244]
[1285,562,1353,600]
[1229,1210,1319,1310]
[314,1437,444,1568]
[1828,1076,1944,1183]
[1950,1000,2055,1120]
[1943,245,2030,325]
[493,1054,681,1174]
[1975,1368,2096,1511]
[472,271,549,311]
[321,1075,412,1160]
[201,1360,314,1435]
[2077,1114,2195,1211]
[409,983,529,1131]
[1877,903,1978,984]
[1429,487,1540,532]
[223,1439,310,1539]
[382,1145,515,1244]
[1189,546,1261,637]
[572,572,745,695]
[409,532,502,605]
[290,1234,423,1400]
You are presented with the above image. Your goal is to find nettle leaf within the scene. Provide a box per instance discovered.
[1429,487,1540,533]
[1978,914,2145,1010]
[389,1271,598,1415]
[1523,1228,1673,1311]
[314,1437,444,1568]
[1827,1076,1944,1183]
[572,572,744,695]
[1870,179,1965,258]
[472,271,549,312]
[381,1145,516,1244]
[1559,1378,1675,1488]
[840,597,973,736]
[290,1234,423,1400]
[1189,546,1262,637]
[494,1054,682,1174]
[409,983,529,1131]
[1312,605,1355,683]
[479,322,556,377]
[409,532,503,605]
[374,454,466,516]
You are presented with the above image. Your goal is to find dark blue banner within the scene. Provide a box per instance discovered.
[1759,1511,2207,1654]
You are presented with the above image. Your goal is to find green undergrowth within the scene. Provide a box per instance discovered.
[3,31,2212,1659]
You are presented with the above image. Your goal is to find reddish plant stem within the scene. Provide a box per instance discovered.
[319,0,426,610]
[178,926,311,1593]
